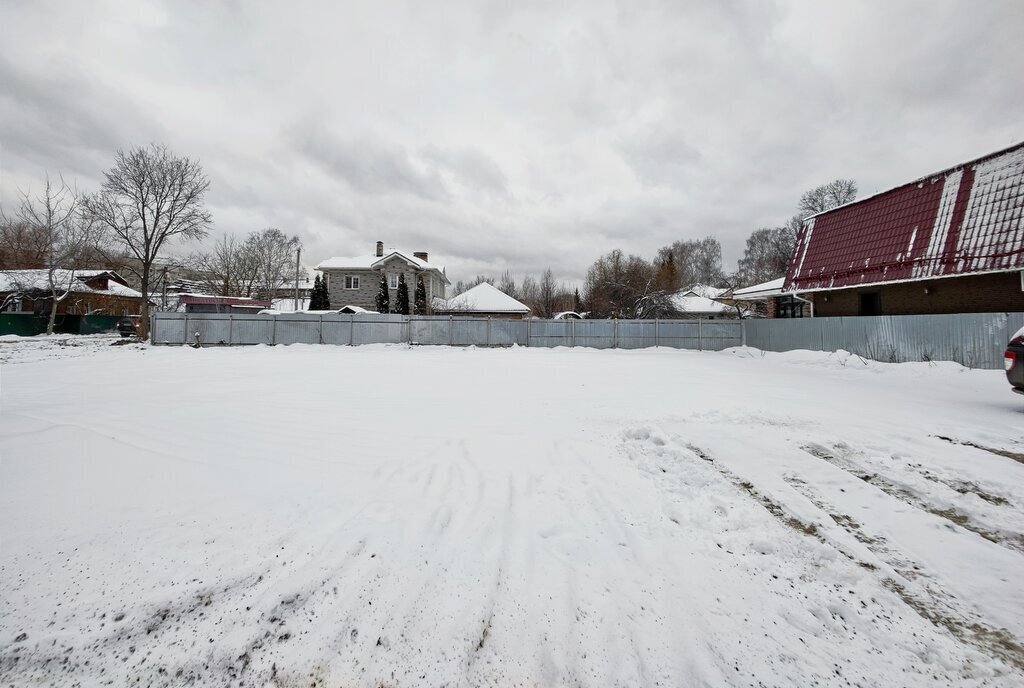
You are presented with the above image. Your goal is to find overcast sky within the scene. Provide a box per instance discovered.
[1,0,1021,284]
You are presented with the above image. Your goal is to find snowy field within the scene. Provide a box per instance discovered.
[1,341,1023,687]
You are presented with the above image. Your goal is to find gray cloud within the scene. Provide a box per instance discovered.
[1,0,1021,285]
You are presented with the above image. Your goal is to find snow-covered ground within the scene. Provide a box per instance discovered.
[1,341,1023,687]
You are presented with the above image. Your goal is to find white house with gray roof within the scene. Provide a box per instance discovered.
[316,241,450,313]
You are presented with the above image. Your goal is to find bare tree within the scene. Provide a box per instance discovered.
[657,236,724,289]
[736,226,797,286]
[189,234,259,297]
[86,144,212,338]
[3,176,97,334]
[497,270,518,299]
[798,179,858,217]
[538,268,558,318]
[245,228,302,301]
[0,218,49,269]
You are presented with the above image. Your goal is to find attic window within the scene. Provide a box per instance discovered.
[389,274,399,289]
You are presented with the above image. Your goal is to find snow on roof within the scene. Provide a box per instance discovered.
[733,277,786,300]
[316,250,448,281]
[786,140,1024,292]
[670,292,736,314]
[552,311,583,319]
[435,282,530,313]
[682,284,731,299]
[0,269,144,299]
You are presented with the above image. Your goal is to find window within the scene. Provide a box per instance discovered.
[776,295,804,318]
[859,292,881,316]
[389,273,399,289]
[344,275,360,290]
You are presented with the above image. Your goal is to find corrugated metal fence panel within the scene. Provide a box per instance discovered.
[656,320,701,349]
[274,314,323,345]
[491,319,528,346]
[744,312,1024,369]
[321,316,353,345]
[409,317,450,345]
[698,321,744,351]
[352,315,406,345]
[572,319,614,348]
[150,312,1023,369]
[229,316,273,345]
[530,319,573,348]
[152,314,186,344]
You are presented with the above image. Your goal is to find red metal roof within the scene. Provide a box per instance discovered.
[785,141,1024,292]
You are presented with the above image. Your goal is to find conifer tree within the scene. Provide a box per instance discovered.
[396,273,410,315]
[414,274,428,315]
[308,274,322,310]
[318,275,330,309]
[376,273,390,313]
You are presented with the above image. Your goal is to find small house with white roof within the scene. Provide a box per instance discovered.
[433,282,531,319]
[316,241,450,313]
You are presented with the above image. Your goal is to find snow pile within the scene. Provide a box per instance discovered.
[1,344,1022,686]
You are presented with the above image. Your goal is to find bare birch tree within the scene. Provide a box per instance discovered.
[86,144,212,338]
[3,176,97,334]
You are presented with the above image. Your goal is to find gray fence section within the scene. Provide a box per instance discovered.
[151,311,1023,369]
[151,313,743,351]
[744,312,1024,369]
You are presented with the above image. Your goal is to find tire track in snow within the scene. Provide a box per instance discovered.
[783,474,1024,672]
[802,442,1024,554]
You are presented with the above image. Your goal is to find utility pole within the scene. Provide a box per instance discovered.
[294,247,301,311]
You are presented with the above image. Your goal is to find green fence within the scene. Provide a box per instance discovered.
[0,313,123,336]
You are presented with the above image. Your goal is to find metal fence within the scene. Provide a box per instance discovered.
[150,311,1024,370]
[150,313,743,351]
[744,312,1024,370]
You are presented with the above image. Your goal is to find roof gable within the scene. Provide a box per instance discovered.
[785,141,1024,292]
[436,282,530,313]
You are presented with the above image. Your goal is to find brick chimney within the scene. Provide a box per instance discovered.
[413,251,428,262]
[376,240,384,257]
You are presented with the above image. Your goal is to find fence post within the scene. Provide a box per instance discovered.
[613,318,618,348]
[183,314,189,346]
[228,314,233,346]
[741,319,746,347]
[449,315,454,346]
[151,313,158,345]
[349,314,354,346]
[271,316,277,346]
[571,317,576,347]
[655,318,659,348]
[319,315,324,345]
[526,317,531,347]
[487,316,491,347]
[698,318,703,351]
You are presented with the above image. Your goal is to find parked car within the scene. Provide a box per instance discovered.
[117,316,140,337]
[1006,326,1024,396]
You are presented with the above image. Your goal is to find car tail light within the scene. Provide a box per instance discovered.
[1007,350,1018,372]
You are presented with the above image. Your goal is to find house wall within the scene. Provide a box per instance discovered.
[324,259,447,313]
[809,271,1024,316]
[0,291,145,316]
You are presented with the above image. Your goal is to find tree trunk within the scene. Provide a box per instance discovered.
[46,296,59,335]
[139,263,151,340]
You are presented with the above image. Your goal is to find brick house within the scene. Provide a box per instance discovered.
[316,242,449,312]
[0,269,148,316]
[784,141,1024,316]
